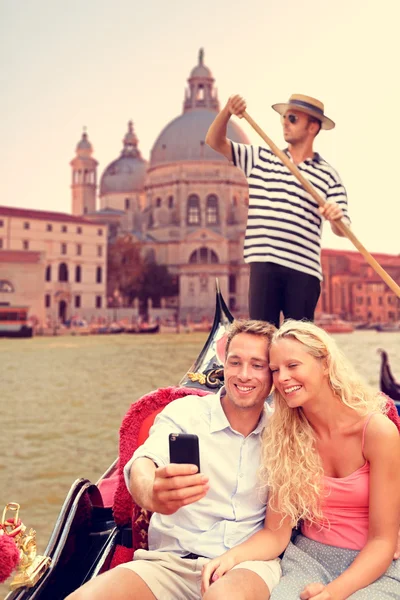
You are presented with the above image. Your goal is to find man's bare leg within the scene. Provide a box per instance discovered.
[65,568,156,600]
[203,568,271,600]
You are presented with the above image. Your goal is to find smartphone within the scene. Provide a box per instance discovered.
[169,433,200,472]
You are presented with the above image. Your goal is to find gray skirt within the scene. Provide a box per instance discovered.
[270,534,400,599]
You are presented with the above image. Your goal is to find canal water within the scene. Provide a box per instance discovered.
[0,331,398,597]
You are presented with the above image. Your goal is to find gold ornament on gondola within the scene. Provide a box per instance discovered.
[187,372,207,385]
[1,502,51,590]
[187,367,224,389]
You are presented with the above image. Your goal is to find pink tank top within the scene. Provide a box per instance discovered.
[301,415,374,550]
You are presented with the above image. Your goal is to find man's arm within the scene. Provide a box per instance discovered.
[205,94,247,161]
[129,457,209,515]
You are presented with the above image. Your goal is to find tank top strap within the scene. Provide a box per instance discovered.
[361,413,378,456]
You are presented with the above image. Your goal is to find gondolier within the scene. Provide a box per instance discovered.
[206,93,351,327]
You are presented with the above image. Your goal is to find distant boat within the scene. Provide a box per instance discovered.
[124,323,160,334]
[378,348,400,403]
[0,306,33,338]
[375,322,400,333]
[315,314,354,333]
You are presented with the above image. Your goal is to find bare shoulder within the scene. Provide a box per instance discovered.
[366,413,399,436]
[364,413,400,460]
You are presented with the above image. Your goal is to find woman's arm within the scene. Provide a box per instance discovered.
[201,498,292,594]
[311,415,400,600]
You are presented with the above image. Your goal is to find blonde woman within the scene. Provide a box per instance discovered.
[202,320,400,599]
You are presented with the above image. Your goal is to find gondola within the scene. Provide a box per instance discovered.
[378,348,400,406]
[123,323,160,334]
[1,284,233,599]
[2,299,399,599]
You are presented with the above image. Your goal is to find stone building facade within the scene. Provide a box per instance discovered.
[0,250,46,324]
[0,206,107,323]
[317,249,400,323]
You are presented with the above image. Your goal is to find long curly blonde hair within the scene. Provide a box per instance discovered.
[260,319,387,527]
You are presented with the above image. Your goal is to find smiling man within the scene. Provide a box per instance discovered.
[67,319,281,600]
[206,94,351,327]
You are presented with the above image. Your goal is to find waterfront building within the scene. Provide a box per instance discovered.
[0,250,45,324]
[317,249,400,323]
[0,206,107,323]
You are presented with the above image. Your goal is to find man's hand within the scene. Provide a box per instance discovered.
[151,463,209,515]
[300,583,335,599]
[226,94,247,118]
[319,200,344,222]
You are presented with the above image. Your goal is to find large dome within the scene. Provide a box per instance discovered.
[100,122,147,196]
[150,109,249,166]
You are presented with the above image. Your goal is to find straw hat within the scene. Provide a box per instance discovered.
[272,94,335,130]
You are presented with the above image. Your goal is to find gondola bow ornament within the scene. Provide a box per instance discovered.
[0,503,51,590]
[181,280,233,390]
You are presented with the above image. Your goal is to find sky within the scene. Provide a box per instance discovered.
[1,0,399,254]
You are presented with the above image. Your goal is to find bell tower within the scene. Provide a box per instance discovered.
[70,129,98,215]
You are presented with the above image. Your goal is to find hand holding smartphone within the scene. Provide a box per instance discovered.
[169,433,200,472]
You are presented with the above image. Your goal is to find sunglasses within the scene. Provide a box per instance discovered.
[281,113,299,124]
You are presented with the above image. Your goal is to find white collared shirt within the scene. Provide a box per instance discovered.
[124,388,269,558]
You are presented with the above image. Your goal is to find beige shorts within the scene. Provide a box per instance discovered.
[117,549,281,600]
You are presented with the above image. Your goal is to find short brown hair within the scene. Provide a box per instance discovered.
[225,319,276,358]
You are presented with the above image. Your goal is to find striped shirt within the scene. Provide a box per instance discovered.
[231,142,350,281]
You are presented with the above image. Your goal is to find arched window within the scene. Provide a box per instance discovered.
[0,280,14,292]
[45,265,51,282]
[58,263,69,282]
[189,247,219,264]
[155,197,162,208]
[168,195,174,209]
[206,194,219,225]
[187,195,200,225]
[96,266,102,284]
[75,265,81,283]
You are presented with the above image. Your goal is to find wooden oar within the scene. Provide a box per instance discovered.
[242,111,400,298]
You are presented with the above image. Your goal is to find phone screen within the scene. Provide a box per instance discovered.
[169,433,200,472]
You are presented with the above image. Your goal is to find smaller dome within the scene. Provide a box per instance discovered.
[100,156,147,195]
[100,122,147,195]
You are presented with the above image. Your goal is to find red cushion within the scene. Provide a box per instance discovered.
[382,393,400,433]
[137,407,165,447]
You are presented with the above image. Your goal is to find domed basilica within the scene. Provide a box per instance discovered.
[70,50,251,318]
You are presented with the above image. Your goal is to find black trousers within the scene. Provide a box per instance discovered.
[249,262,321,328]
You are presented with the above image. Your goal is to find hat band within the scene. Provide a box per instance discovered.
[289,99,324,117]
